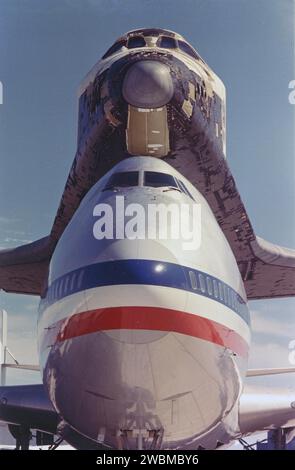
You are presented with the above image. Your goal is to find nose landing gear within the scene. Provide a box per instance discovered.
[117,428,164,450]
[8,424,32,450]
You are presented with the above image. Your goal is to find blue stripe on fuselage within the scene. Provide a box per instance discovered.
[40,259,250,325]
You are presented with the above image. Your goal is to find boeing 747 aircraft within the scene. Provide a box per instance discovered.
[0,29,295,450]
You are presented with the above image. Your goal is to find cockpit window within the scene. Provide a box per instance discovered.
[127,36,146,49]
[176,178,195,200]
[104,171,139,190]
[178,40,200,59]
[144,171,178,188]
[140,29,160,37]
[157,36,177,49]
[102,40,126,59]
[102,35,200,62]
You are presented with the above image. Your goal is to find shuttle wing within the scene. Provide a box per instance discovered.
[0,237,54,295]
[241,236,295,300]
[200,157,295,300]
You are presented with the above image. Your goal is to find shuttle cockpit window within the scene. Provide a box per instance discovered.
[144,171,178,188]
[140,29,161,37]
[102,39,127,59]
[103,171,139,190]
[102,34,200,61]
[178,40,200,60]
[127,36,146,49]
[156,36,177,49]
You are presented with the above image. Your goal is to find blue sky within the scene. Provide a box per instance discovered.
[0,0,294,385]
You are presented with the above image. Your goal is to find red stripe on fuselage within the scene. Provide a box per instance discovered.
[55,306,249,358]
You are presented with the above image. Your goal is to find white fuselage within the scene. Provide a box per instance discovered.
[37,157,250,449]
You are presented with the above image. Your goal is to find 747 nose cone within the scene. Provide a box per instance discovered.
[122,60,174,108]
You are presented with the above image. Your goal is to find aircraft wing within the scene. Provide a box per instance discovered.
[0,384,58,435]
[246,367,295,377]
[0,384,110,449]
[238,385,295,435]
[0,237,54,295]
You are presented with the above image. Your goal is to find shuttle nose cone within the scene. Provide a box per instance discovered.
[122,60,174,108]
